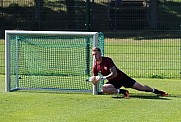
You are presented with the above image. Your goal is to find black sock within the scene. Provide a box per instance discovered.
[153,89,164,94]
[153,89,159,94]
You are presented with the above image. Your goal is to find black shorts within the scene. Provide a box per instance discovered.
[105,76,136,89]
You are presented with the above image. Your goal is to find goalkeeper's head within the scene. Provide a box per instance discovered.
[92,47,102,62]
[92,47,101,52]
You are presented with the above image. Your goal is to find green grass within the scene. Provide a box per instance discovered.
[1,37,180,78]
[0,40,5,75]
[104,38,180,78]
[0,75,181,122]
[0,36,181,121]
[0,34,181,121]
[0,36,180,93]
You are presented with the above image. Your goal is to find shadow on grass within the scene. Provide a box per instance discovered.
[16,90,92,95]
[111,93,178,100]
[14,90,181,100]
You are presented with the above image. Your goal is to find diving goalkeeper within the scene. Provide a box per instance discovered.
[90,47,168,98]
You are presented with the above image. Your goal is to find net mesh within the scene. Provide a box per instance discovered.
[8,32,104,92]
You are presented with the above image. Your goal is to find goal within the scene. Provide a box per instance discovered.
[5,30,104,95]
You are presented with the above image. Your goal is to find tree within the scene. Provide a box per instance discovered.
[65,0,75,29]
[34,0,44,29]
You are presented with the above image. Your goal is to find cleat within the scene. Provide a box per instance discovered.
[117,89,130,98]
[154,89,168,96]
[98,92,103,95]
[123,90,129,98]
[160,92,168,96]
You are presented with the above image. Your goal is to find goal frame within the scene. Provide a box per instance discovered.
[5,30,100,95]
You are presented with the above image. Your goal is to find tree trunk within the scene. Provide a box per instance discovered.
[66,0,75,29]
[34,0,44,29]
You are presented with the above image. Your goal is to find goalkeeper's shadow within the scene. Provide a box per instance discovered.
[112,94,171,100]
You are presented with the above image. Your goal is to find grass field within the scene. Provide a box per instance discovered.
[0,40,5,75]
[0,33,181,121]
[0,75,181,122]
[105,38,180,78]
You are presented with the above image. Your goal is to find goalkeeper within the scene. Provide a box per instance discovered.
[91,47,168,98]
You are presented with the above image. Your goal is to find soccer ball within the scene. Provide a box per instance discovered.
[87,76,100,85]
[88,76,96,82]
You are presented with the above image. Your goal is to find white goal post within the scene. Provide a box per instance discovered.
[5,30,104,95]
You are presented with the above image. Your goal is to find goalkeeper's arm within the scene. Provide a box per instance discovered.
[89,66,118,84]
[96,66,118,81]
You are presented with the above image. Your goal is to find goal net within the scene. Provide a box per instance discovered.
[5,31,104,94]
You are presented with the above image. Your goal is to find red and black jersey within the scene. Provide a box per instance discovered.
[92,57,127,82]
